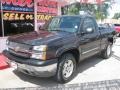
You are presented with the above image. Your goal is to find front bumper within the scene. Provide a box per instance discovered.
[17,62,57,77]
[3,50,58,77]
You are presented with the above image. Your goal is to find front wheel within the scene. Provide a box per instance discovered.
[101,43,112,59]
[55,53,77,83]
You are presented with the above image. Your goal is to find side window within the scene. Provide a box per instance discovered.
[82,18,96,33]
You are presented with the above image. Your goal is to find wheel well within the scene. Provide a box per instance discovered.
[108,38,113,44]
[60,49,80,63]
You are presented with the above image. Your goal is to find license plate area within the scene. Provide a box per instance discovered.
[11,61,17,69]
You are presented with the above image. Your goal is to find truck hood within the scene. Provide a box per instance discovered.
[8,30,73,45]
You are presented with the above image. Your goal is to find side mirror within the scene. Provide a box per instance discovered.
[81,28,94,35]
[39,25,45,30]
[86,28,94,34]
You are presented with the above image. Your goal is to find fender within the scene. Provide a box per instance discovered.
[56,46,80,58]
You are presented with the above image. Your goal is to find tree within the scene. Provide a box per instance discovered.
[68,5,79,15]
[62,0,113,20]
[113,13,120,19]
[95,3,110,20]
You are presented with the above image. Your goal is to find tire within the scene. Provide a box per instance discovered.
[116,33,120,37]
[55,53,77,83]
[101,43,112,59]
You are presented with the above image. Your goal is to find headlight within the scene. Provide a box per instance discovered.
[6,39,9,45]
[33,45,47,51]
[6,40,9,51]
[31,45,47,60]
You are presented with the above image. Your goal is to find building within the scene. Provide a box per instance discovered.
[0,0,108,37]
[0,0,34,37]
[0,0,68,37]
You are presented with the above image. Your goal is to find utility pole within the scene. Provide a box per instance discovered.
[0,0,4,37]
[34,0,37,31]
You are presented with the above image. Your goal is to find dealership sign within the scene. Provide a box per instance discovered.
[36,0,58,27]
[3,12,34,20]
[3,12,53,21]
[1,0,34,21]
[37,14,53,21]
[1,0,34,12]
[37,0,58,15]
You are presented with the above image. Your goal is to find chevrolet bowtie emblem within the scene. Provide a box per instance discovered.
[14,46,20,52]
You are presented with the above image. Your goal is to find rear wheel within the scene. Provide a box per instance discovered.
[56,53,77,83]
[101,43,112,59]
[119,33,120,37]
[116,33,120,37]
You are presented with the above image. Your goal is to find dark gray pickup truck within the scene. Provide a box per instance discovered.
[3,15,116,83]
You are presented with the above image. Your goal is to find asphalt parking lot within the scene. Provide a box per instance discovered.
[0,38,120,89]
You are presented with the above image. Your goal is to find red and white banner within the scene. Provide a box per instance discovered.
[34,0,59,31]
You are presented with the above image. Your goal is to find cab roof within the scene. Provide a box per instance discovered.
[56,14,93,19]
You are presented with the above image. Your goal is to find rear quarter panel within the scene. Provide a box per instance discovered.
[99,28,115,50]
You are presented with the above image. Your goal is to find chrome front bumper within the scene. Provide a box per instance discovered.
[3,50,58,77]
[17,62,57,77]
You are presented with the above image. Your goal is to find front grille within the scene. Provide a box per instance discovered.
[9,49,31,58]
[8,42,32,58]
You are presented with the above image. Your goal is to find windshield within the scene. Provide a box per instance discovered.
[45,16,81,33]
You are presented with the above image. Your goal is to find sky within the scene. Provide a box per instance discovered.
[108,0,120,18]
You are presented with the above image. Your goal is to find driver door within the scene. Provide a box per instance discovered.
[79,17,101,60]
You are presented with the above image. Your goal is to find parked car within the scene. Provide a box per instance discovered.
[98,23,108,29]
[3,15,116,83]
[98,23,116,43]
[114,24,120,37]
